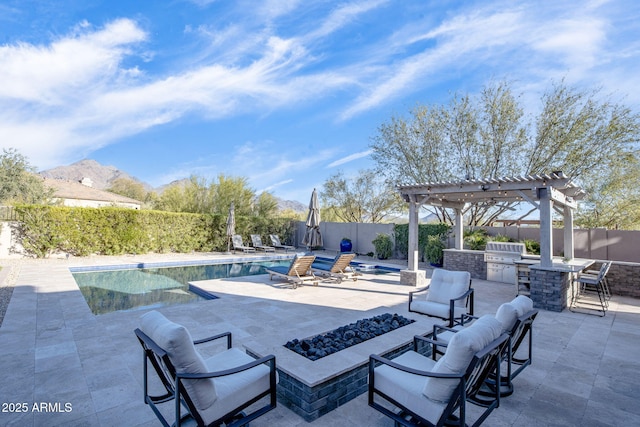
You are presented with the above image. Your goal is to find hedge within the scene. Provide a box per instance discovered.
[13,205,296,258]
[394,223,451,261]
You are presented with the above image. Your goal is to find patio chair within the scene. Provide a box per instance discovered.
[265,254,318,288]
[311,253,361,283]
[269,234,295,252]
[409,269,474,327]
[570,261,611,316]
[433,295,538,396]
[232,235,256,254]
[134,310,277,427]
[250,234,276,252]
[369,315,509,427]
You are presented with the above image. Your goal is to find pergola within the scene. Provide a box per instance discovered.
[398,172,585,271]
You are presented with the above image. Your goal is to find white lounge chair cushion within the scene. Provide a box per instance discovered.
[425,269,471,307]
[432,324,465,344]
[409,300,469,320]
[374,351,447,424]
[140,311,217,410]
[423,315,502,402]
[199,348,273,425]
[495,302,519,333]
[510,295,534,317]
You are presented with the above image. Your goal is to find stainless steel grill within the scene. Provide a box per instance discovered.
[484,242,526,283]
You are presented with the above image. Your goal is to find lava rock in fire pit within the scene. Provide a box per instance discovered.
[284,313,414,361]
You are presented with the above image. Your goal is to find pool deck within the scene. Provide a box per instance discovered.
[1,252,640,426]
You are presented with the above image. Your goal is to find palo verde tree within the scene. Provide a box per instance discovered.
[152,173,279,219]
[106,177,149,202]
[321,169,404,223]
[370,80,640,228]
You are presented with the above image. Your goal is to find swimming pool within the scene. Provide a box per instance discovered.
[71,255,399,315]
[72,259,291,314]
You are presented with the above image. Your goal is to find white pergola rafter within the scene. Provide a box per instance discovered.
[398,172,585,270]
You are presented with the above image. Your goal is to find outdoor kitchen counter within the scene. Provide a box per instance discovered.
[517,257,595,272]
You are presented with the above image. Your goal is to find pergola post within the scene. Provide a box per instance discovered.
[400,195,427,287]
[407,196,420,271]
[454,208,464,250]
[563,205,574,260]
[539,187,553,268]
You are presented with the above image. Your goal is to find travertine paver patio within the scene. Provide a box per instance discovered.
[0,252,639,426]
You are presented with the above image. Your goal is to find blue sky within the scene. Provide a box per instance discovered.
[1,0,639,204]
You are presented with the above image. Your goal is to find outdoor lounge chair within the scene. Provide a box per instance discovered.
[311,253,360,282]
[232,234,256,254]
[408,269,474,327]
[250,234,276,252]
[269,234,295,252]
[432,295,538,396]
[369,315,509,427]
[265,254,318,288]
[134,310,277,427]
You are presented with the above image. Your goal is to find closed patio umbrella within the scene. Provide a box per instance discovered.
[226,202,235,254]
[302,188,323,250]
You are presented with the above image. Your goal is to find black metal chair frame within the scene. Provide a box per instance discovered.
[368,333,509,427]
[433,307,538,397]
[409,279,474,327]
[134,328,277,427]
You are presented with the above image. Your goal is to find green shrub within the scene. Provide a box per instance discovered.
[490,234,513,242]
[12,205,297,258]
[394,223,450,261]
[522,239,540,255]
[372,233,393,260]
[464,228,488,250]
[424,235,445,265]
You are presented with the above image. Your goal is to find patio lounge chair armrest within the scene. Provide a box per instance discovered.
[445,288,474,327]
[177,354,276,380]
[432,324,460,336]
[413,334,449,354]
[409,285,430,296]
[408,286,430,305]
[458,313,478,325]
[193,331,232,349]
[369,354,462,379]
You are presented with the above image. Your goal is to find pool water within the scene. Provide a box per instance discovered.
[73,260,290,315]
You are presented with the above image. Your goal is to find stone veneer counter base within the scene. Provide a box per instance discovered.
[245,310,437,421]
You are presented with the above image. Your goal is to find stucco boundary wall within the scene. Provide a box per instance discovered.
[295,222,640,264]
[481,226,640,264]
[295,221,395,257]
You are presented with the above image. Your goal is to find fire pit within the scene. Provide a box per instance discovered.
[284,313,414,360]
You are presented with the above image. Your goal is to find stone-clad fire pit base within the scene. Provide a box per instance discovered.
[245,312,437,422]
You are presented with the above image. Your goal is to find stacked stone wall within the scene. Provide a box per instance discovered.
[443,249,486,279]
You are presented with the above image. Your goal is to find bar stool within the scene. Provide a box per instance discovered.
[570,261,611,316]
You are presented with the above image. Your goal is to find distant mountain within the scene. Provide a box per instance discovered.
[39,159,151,191]
[276,197,306,213]
[39,159,307,212]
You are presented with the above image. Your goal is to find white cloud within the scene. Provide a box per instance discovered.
[327,150,372,168]
[1,0,638,177]
[306,0,389,40]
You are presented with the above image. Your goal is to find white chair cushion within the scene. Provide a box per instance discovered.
[199,348,273,425]
[423,315,502,402]
[495,302,519,333]
[510,295,534,317]
[426,269,471,307]
[140,311,217,410]
[374,351,447,424]
[410,300,468,320]
[433,324,465,345]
